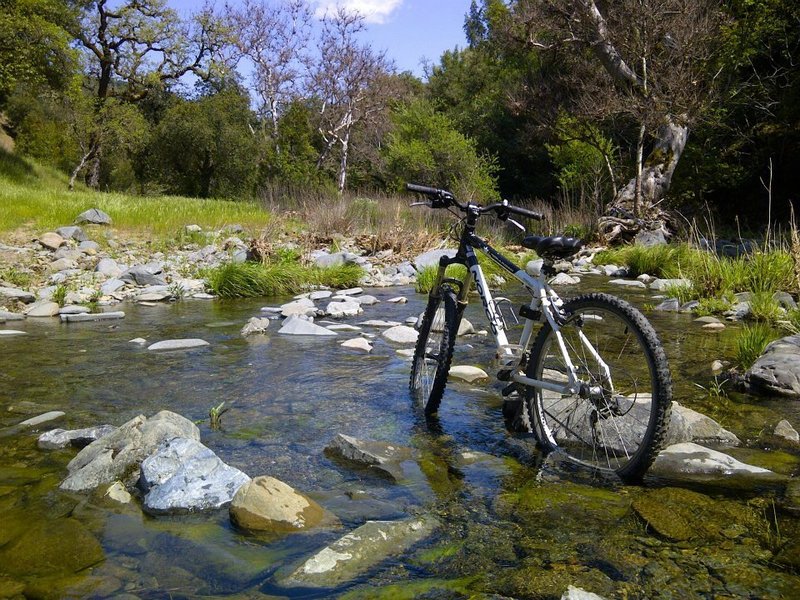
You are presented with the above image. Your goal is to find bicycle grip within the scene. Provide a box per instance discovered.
[406,183,445,196]
[509,205,544,221]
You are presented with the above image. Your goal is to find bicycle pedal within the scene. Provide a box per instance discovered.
[497,368,514,382]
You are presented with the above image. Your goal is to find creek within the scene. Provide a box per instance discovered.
[1,277,799,599]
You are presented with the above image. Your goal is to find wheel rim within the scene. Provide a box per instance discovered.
[412,303,448,403]
[533,306,657,473]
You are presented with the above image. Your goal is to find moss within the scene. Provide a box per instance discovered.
[339,576,479,599]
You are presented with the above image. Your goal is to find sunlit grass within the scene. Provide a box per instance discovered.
[735,323,780,371]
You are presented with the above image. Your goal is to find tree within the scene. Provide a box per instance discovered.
[503,0,725,241]
[383,98,499,203]
[227,0,312,148]
[308,7,395,193]
[67,0,224,188]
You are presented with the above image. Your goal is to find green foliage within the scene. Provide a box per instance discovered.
[663,283,695,305]
[695,296,733,317]
[747,292,783,323]
[51,283,68,307]
[786,309,800,334]
[546,113,614,195]
[0,265,32,288]
[204,260,364,299]
[415,264,468,294]
[150,89,259,198]
[414,250,519,294]
[735,323,779,371]
[259,100,322,187]
[384,98,500,203]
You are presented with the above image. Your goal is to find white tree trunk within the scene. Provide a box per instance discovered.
[337,128,350,194]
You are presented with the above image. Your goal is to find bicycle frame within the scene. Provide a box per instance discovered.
[430,224,614,397]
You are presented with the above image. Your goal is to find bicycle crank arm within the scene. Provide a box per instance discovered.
[511,373,577,395]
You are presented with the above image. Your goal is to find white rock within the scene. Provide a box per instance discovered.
[147,339,210,351]
[382,326,418,344]
[353,295,379,305]
[338,287,363,296]
[241,317,270,336]
[649,278,692,291]
[549,273,580,286]
[609,279,646,288]
[25,300,61,317]
[387,296,408,304]
[326,324,362,332]
[449,366,489,383]
[0,330,27,336]
[775,419,799,443]
[561,586,609,600]
[396,349,415,357]
[279,316,338,336]
[309,290,333,301]
[129,338,147,345]
[280,298,317,318]
[105,481,132,504]
[457,319,474,336]
[19,411,65,428]
[651,442,774,478]
[360,319,402,328]
[61,311,125,323]
[341,338,373,353]
[326,301,363,318]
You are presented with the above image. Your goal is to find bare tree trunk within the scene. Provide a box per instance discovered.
[599,117,688,243]
[337,128,350,194]
[69,146,96,191]
[634,122,645,218]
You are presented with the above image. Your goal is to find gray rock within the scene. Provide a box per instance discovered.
[774,291,798,310]
[279,517,438,588]
[56,226,88,242]
[352,294,379,305]
[338,287,363,296]
[695,316,722,324]
[0,329,27,336]
[414,249,456,271]
[60,410,200,492]
[61,311,125,323]
[666,402,740,446]
[602,264,621,277]
[655,299,680,312]
[341,337,372,353]
[19,411,65,428]
[38,425,117,450]
[79,240,100,252]
[449,365,489,383]
[651,442,777,481]
[680,300,700,313]
[727,302,751,320]
[326,301,362,318]
[382,325,418,344]
[326,324,362,332]
[325,434,412,481]
[53,247,83,261]
[59,305,90,315]
[184,224,202,233]
[230,475,326,533]
[609,279,646,288]
[74,208,112,225]
[0,286,35,303]
[549,273,580,286]
[24,300,60,317]
[746,335,800,398]
[48,257,78,272]
[280,298,316,318]
[241,317,270,336]
[95,258,122,278]
[137,290,171,302]
[0,310,25,321]
[105,481,132,504]
[774,419,799,443]
[634,229,667,247]
[140,437,250,515]
[649,278,691,292]
[387,296,408,304]
[120,265,166,286]
[360,319,401,328]
[100,278,125,295]
[309,290,333,301]
[314,252,347,268]
[147,339,210,351]
[457,318,474,336]
[279,316,337,336]
[129,337,147,345]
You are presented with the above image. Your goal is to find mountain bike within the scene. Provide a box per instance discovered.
[406,184,672,482]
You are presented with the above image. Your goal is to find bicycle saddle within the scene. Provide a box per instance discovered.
[522,235,584,259]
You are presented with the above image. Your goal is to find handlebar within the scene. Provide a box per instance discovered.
[406,183,543,221]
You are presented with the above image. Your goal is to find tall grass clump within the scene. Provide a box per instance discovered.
[593,244,695,278]
[205,261,363,299]
[748,292,784,322]
[735,323,779,371]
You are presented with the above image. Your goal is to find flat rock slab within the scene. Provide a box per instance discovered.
[309,290,333,301]
[382,326,418,344]
[666,401,740,447]
[325,434,412,481]
[38,232,65,250]
[25,300,60,317]
[280,299,317,318]
[19,411,65,428]
[746,334,800,398]
[279,517,438,589]
[360,320,401,328]
[74,208,112,225]
[59,305,90,315]
[241,317,270,336]
[279,316,337,337]
[651,442,779,483]
[0,310,25,321]
[140,437,250,515]
[326,324,362,332]
[449,365,489,383]
[609,279,646,288]
[147,339,210,351]
[230,475,325,533]
[61,311,125,323]
[340,338,372,353]
[38,425,116,450]
[337,287,363,296]
[326,301,363,318]
[0,287,35,304]
[0,330,27,336]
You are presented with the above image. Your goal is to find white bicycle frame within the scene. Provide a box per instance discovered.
[450,238,614,397]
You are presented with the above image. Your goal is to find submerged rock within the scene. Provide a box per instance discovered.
[0,330,27,336]
[746,334,800,398]
[60,411,200,492]
[61,311,125,323]
[651,442,778,483]
[325,434,412,481]
[279,316,337,337]
[230,475,325,533]
[279,517,438,589]
[147,339,210,351]
[562,586,610,600]
[340,337,372,353]
[240,317,270,336]
[140,437,250,515]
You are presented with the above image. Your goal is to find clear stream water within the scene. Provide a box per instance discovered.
[0,277,798,599]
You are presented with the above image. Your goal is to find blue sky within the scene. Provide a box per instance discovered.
[169,0,472,76]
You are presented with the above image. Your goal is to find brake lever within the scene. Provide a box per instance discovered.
[409,201,431,207]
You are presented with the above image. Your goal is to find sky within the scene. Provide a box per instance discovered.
[169,0,472,77]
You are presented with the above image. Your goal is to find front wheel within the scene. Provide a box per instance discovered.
[526,293,672,482]
[410,286,459,415]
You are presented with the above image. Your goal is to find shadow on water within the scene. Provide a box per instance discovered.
[0,280,798,598]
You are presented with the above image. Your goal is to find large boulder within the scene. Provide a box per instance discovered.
[74,208,112,225]
[120,265,165,286]
[746,335,800,398]
[140,437,250,515]
[278,517,438,589]
[414,249,456,271]
[230,475,325,532]
[60,411,200,492]
[665,402,740,446]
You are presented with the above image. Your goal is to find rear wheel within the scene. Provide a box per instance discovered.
[410,286,459,415]
[526,293,672,482]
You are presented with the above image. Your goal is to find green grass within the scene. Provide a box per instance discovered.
[414,250,535,294]
[0,150,272,238]
[204,260,364,299]
[0,266,33,288]
[735,323,780,371]
[748,292,783,323]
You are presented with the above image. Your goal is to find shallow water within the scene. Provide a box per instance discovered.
[1,277,798,599]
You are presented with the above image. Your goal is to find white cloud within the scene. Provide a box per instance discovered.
[313,0,404,25]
